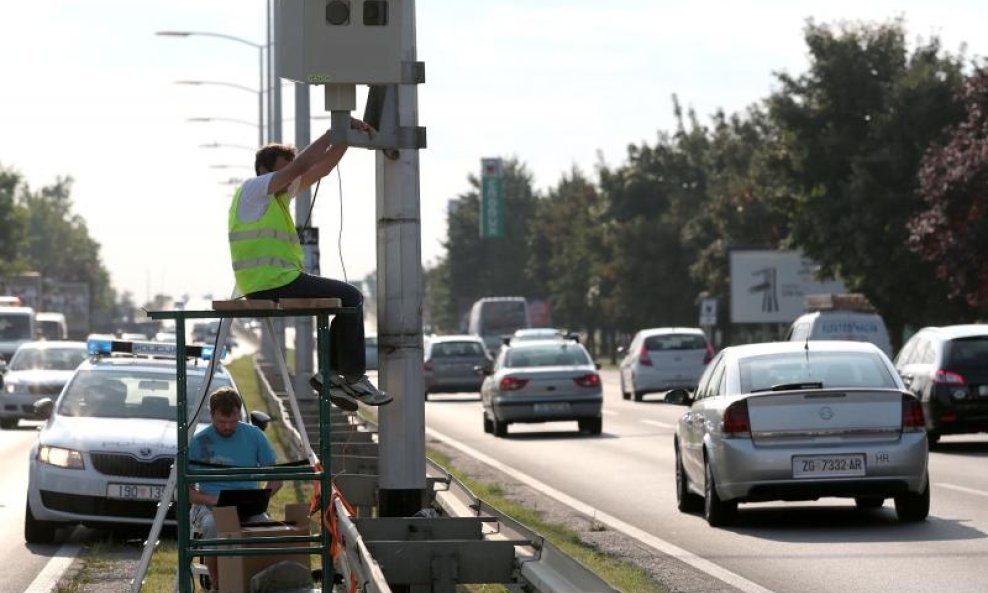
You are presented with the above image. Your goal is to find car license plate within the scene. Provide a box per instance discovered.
[107,483,164,501]
[533,402,570,413]
[792,454,865,479]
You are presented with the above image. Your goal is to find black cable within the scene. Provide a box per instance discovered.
[337,165,347,283]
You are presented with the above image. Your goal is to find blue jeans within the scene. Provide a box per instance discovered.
[247,273,366,377]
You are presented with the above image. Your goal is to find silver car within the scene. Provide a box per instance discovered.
[666,340,929,526]
[481,340,602,437]
[0,340,88,429]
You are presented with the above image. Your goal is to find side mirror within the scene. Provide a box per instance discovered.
[664,388,693,406]
[249,410,271,432]
[33,397,54,419]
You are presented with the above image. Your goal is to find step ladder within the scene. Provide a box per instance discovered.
[132,298,354,593]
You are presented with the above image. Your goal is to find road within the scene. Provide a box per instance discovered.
[423,369,988,593]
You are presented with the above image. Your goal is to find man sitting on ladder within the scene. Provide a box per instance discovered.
[228,120,391,411]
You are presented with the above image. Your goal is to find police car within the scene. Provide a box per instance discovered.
[24,338,266,543]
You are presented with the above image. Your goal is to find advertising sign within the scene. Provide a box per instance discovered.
[480,158,504,238]
[730,251,846,323]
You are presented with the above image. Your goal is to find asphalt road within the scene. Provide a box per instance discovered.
[423,369,988,593]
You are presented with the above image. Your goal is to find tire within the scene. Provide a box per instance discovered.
[578,417,602,435]
[0,418,17,430]
[926,430,941,448]
[24,501,57,544]
[482,412,493,434]
[854,497,885,510]
[633,390,644,402]
[423,390,430,402]
[704,461,737,527]
[620,376,630,400]
[492,417,508,438]
[676,447,703,513]
[895,473,930,523]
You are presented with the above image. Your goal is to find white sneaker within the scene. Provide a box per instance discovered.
[337,375,393,406]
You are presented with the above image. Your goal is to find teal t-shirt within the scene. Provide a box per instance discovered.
[189,422,276,496]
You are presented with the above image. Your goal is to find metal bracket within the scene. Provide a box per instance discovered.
[326,83,427,152]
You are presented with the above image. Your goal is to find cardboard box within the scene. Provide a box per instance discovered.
[215,503,312,593]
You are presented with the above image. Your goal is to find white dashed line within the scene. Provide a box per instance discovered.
[938,483,988,498]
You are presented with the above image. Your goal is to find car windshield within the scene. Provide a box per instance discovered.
[944,336,988,370]
[505,344,590,368]
[57,369,233,423]
[740,351,897,393]
[430,341,486,358]
[0,314,32,340]
[644,334,708,350]
[9,346,88,371]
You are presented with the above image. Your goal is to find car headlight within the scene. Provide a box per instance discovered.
[37,445,85,469]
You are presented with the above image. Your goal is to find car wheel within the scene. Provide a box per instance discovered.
[926,430,941,448]
[854,497,885,510]
[482,412,493,434]
[620,376,630,400]
[633,389,644,402]
[894,473,930,523]
[578,417,602,435]
[676,447,703,513]
[704,460,737,527]
[24,501,57,544]
[492,417,508,438]
[424,390,430,402]
[0,418,17,430]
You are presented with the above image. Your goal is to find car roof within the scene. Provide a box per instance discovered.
[427,334,484,343]
[507,340,588,351]
[721,340,884,359]
[915,324,988,340]
[636,327,705,337]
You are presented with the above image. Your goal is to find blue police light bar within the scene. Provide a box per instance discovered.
[87,338,220,360]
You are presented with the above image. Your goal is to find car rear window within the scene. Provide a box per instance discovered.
[430,341,486,358]
[944,336,988,369]
[506,345,590,367]
[644,334,708,351]
[740,351,897,392]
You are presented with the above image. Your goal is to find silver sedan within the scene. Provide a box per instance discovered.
[666,340,929,526]
[481,340,603,437]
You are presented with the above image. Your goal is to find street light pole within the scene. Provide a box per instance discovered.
[156,30,266,147]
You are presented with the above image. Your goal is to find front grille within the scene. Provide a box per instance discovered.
[91,452,174,479]
[28,384,63,396]
[40,490,174,520]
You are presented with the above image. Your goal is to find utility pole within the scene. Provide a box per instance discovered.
[294,83,315,399]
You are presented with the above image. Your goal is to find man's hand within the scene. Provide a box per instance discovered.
[350,117,376,138]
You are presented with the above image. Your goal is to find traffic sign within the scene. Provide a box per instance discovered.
[699,297,718,326]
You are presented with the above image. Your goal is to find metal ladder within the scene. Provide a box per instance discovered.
[131,298,355,593]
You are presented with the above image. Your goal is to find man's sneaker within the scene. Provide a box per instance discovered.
[338,374,393,406]
[309,374,358,412]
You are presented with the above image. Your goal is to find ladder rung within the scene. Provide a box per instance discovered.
[212,299,279,311]
[189,469,322,482]
[194,546,325,558]
[192,534,322,547]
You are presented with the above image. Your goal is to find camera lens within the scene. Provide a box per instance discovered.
[363,1,388,26]
[326,0,350,25]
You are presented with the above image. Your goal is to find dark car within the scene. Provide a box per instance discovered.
[423,335,491,399]
[894,324,988,445]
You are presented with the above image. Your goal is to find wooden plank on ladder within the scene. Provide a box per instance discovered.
[212,299,279,311]
[278,297,343,309]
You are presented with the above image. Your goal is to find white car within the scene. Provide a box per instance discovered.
[0,340,88,429]
[618,327,713,401]
[24,338,265,543]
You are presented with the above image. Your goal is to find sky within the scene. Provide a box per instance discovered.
[1,1,986,304]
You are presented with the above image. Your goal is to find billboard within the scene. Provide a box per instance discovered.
[730,251,846,323]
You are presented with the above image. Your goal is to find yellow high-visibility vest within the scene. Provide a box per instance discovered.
[228,186,302,294]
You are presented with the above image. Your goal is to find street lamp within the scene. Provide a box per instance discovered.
[156,30,266,146]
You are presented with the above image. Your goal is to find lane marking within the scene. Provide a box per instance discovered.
[426,427,777,593]
[24,543,80,593]
[642,419,676,430]
[938,483,988,498]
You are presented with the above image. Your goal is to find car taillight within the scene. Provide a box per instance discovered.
[902,395,925,432]
[722,400,751,437]
[499,376,528,391]
[424,361,433,372]
[573,373,600,388]
[703,343,714,364]
[932,369,965,385]
[638,345,652,366]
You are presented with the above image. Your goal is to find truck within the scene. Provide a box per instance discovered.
[0,306,36,362]
[467,297,531,356]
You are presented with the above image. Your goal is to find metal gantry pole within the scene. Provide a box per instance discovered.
[294,82,315,400]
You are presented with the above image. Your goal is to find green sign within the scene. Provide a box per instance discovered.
[480,158,504,238]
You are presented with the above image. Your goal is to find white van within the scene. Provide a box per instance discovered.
[0,306,36,362]
[35,312,68,340]
[785,294,892,356]
[467,297,530,356]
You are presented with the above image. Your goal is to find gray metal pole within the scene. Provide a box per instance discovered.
[378,0,427,517]
[294,82,315,399]
[258,45,265,146]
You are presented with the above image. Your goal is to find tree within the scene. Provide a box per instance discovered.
[766,19,972,342]
[0,165,28,278]
[910,68,988,311]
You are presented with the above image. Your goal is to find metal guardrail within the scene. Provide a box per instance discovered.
[256,360,617,593]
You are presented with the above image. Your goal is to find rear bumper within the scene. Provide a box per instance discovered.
[492,396,602,423]
[927,388,988,434]
[709,434,929,501]
[633,367,702,392]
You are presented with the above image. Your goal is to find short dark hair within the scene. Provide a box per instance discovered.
[254,143,297,175]
[209,387,243,415]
